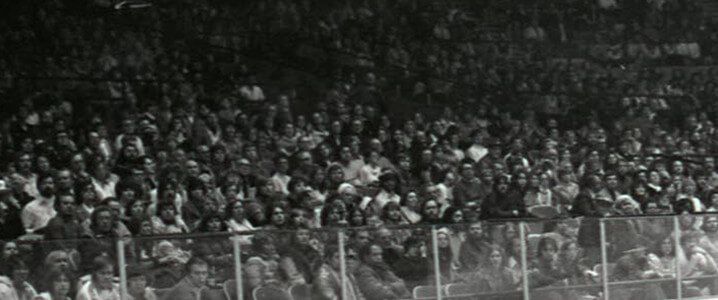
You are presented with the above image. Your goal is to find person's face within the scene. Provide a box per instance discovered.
[705,218,718,233]
[489,250,502,267]
[424,201,439,218]
[386,206,401,220]
[232,203,245,221]
[39,177,55,197]
[124,146,139,158]
[3,242,18,258]
[330,168,344,182]
[673,161,684,174]
[94,265,114,288]
[160,206,175,222]
[143,158,156,174]
[356,232,370,247]
[346,249,360,271]
[128,275,147,296]
[654,239,671,257]
[52,274,71,296]
[58,196,76,216]
[452,210,463,223]
[71,155,85,172]
[207,217,222,232]
[469,223,483,238]
[541,244,557,261]
[437,233,450,248]
[18,155,32,171]
[271,208,285,225]
[50,253,70,271]
[81,183,97,204]
[295,230,310,245]
[351,211,364,226]
[497,180,509,193]
[188,263,209,287]
[292,209,308,226]
[186,160,200,177]
[461,165,474,179]
[606,175,619,189]
[368,245,383,264]
[37,156,51,172]
[340,147,352,161]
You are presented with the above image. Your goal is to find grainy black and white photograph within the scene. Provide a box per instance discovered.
[1,0,718,299]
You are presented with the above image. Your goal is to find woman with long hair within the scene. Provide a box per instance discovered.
[468,244,519,293]
[35,269,73,300]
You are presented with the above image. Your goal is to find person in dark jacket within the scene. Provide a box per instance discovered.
[355,243,411,300]
[480,175,527,219]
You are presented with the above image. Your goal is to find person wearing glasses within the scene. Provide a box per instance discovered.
[313,245,364,300]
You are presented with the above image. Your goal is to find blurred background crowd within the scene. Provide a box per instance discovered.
[2,0,718,299]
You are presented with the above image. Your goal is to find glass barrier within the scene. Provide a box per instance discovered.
[121,232,233,300]
[678,214,718,299]
[602,215,674,300]
[0,235,124,300]
[14,214,718,299]
[525,218,601,300]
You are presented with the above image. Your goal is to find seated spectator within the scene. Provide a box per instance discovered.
[467,244,519,292]
[21,174,57,234]
[126,264,156,300]
[161,257,209,300]
[76,255,120,300]
[459,222,492,272]
[0,257,37,300]
[279,227,321,285]
[355,243,411,300]
[313,245,364,300]
[35,269,73,300]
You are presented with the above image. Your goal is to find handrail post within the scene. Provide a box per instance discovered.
[232,235,244,300]
[117,239,127,300]
[600,218,609,300]
[431,226,443,300]
[674,216,683,300]
[519,222,530,300]
[338,230,348,300]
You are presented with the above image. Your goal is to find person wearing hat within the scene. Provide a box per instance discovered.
[126,264,157,300]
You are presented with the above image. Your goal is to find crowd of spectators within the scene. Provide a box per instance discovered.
[3,0,718,299]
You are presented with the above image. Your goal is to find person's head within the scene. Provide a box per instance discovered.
[537,237,558,261]
[90,255,114,289]
[126,265,149,296]
[43,269,72,298]
[381,202,402,222]
[656,237,674,257]
[198,212,226,232]
[487,244,505,268]
[266,203,287,227]
[4,256,29,284]
[157,201,177,223]
[421,199,440,220]
[56,169,73,191]
[441,206,463,224]
[361,243,384,264]
[36,173,55,198]
[2,241,18,259]
[225,200,245,222]
[90,206,114,234]
[185,257,209,287]
[56,194,76,218]
[704,216,718,233]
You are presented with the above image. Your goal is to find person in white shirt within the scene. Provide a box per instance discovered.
[357,151,382,186]
[21,174,57,234]
[91,162,119,201]
[76,256,120,300]
[270,156,292,196]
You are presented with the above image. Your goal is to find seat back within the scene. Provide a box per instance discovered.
[201,287,228,300]
[223,279,237,300]
[253,285,292,300]
[445,283,478,297]
[288,283,312,300]
[413,285,440,299]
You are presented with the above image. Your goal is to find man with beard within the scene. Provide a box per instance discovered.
[480,175,527,219]
[458,222,492,272]
[21,173,56,234]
